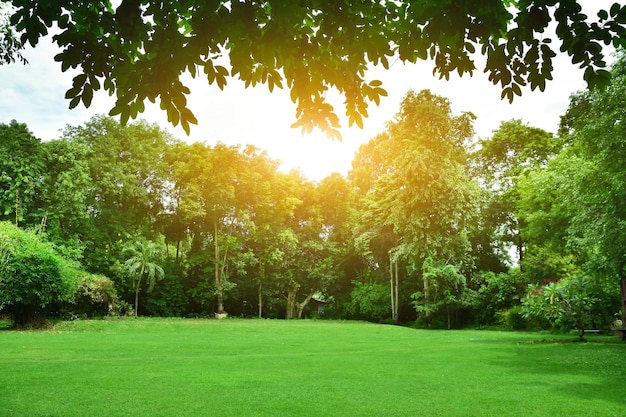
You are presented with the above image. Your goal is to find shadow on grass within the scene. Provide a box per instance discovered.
[0,317,57,331]
[495,335,626,408]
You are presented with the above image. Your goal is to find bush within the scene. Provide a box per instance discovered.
[522,274,619,339]
[496,306,526,330]
[68,273,119,318]
[470,269,529,325]
[0,222,77,326]
[346,282,390,322]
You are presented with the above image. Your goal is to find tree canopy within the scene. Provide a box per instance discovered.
[3,1,626,137]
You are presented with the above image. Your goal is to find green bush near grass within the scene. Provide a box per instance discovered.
[496,306,527,330]
[1,319,625,417]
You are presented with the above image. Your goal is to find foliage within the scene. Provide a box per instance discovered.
[412,257,467,329]
[40,138,92,245]
[0,120,44,227]
[470,119,562,262]
[346,281,390,323]
[8,73,626,325]
[0,221,78,326]
[529,50,626,324]
[495,306,527,330]
[68,273,119,318]
[59,116,173,276]
[5,1,625,137]
[522,274,618,339]
[122,238,165,316]
[144,261,189,317]
[469,268,529,325]
[0,4,25,64]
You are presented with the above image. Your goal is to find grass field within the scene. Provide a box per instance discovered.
[1,318,625,417]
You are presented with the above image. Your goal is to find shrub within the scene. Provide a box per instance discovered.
[470,269,529,325]
[496,306,526,330]
[0,222,77,326]
[346,282,390,322]
[522,274,618,339]
[69,273,119,317]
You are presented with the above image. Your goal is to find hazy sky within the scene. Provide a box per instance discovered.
[0,2,616,180]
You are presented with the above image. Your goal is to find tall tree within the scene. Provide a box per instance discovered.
[549,51,626,324]
[471,119,563,264]
[167,141,264,315]
[40,138,92,246]
[0,120,44,227]
[353,90,478,322]
[61,115,171,274]
[5,1,625,136]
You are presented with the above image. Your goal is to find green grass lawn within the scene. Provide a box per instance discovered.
[1,319,625,417]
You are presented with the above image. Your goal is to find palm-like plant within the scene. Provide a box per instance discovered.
[122,239,164,317]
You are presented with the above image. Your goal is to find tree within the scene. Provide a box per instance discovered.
[551,50,626,325]
[346,281,390,323]
[5,1,625,137]
[0,120,45,227]
[353,90,478,322]
[122,238,165,316]
[0,221,78,326]
[471,119,562,264]
[469,268,529,325]
[412,257,467,329]
[270,173,342,319]
[243,166,301,318]
[40,138,92,246]
[61,115,171,274]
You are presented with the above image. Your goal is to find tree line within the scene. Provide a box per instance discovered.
[1,52,626,331]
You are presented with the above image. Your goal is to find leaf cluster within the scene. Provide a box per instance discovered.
[5,1,626,136]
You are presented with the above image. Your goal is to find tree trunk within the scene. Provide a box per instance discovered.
[214,219,224,314]
[390,255,395,321]
[258,282,263,318]
[389,255,399,323]
[11,303,33,328]
[620,276,626,329]
[134,274,142,317]
[285,287,297,319]
[394,260,399,322]
[296,291,316,318]
[517,231,524,270]
[423,275,431,327]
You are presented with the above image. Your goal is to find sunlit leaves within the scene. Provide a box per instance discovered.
[5,1,626,135]
[353,90,478,273]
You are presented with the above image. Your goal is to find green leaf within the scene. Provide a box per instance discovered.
[81,84,93,107]
[68,96,81,109]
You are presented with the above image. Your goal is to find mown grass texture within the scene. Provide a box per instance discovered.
[1,318,625,417]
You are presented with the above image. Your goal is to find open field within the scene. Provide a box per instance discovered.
[1,319,625,417]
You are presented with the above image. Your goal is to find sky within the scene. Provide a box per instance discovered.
[0,2,617,181]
